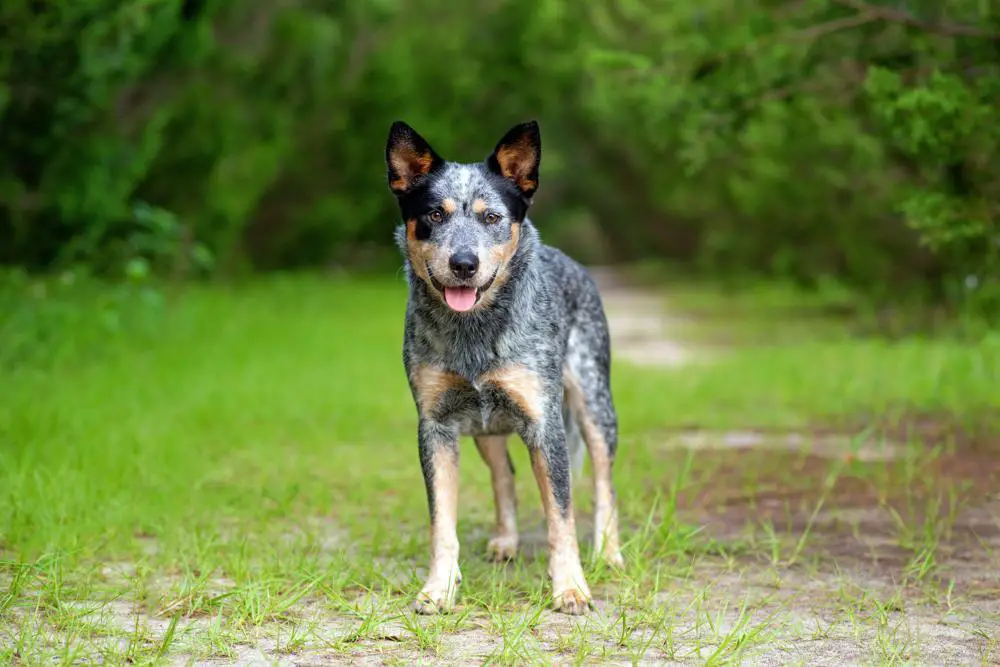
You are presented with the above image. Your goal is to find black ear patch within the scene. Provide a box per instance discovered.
[487,121,541,199]
[385,121,444,194]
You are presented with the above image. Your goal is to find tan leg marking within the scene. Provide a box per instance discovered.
[474,436,518,561]
[415,445,461,614]
[479,362,542,423]
[564,369,624,568]
[412,365,466,415]
[529,448,592,615]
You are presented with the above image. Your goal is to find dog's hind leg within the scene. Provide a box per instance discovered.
[583,414,623,568]
[474,435,518,562]
[564,368,624,568]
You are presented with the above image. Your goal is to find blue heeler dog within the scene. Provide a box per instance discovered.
[385,120,623,615]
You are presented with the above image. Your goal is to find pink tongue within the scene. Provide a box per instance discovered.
[444,286,477,311]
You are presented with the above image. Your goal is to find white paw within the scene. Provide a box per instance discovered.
[413,570,462,615]
[601,548,625,569]
[553,587,592,615]
[486,533,518,562]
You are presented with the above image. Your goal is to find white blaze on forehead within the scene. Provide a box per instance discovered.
[430,164,477,201]
[430,165,508,214]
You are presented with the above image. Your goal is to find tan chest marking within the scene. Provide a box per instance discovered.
[413,364,545,424]
[412,365,467,415]
[480,363,543,422]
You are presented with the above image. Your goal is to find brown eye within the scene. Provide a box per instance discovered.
[428,210,443,223]
[484,211,501,224]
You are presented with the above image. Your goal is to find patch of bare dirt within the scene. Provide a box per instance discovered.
[589,266,710,368]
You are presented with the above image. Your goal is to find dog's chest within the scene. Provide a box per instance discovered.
[411,359,546,437]
[448,382,526,437]
[408,309,554,436]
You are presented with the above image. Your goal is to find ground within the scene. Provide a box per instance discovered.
[1,266,998,665]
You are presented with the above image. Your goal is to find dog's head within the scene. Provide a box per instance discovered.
[385,121,541,313]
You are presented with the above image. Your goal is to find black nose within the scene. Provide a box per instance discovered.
[449,250,479,279]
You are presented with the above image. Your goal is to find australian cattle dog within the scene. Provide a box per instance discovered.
[385,120,623,615]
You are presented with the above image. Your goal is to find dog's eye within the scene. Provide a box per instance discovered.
[428,210,443,223]
[484,211,501,224]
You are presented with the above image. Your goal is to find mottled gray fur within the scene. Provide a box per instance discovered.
[386,120,621,614]
[395,205,618,515]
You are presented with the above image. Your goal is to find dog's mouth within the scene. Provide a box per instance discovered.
[427,265,498,313]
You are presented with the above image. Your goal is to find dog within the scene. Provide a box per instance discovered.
[384,120,623,616]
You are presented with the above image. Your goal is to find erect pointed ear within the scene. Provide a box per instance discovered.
[486,121,541,199]
[385,121,445,195]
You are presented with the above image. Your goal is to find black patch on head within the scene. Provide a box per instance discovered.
[385,122,538,236]
[394,183,439,241]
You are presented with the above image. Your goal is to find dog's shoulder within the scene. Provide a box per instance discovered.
[534,241,603,310]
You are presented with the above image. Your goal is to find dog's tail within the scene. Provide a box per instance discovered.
[563,401,587,480]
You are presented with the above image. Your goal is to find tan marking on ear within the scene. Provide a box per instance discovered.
[412,365,466,415]
[474,436,518,561]
[390,150,434,193]
[496,140,538,193]
[442,198,457,215]
[563,368,623,567]
[480,362,542,422]
[529,447,591,614]
[472,199,488,214]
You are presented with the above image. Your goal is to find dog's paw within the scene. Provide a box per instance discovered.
[413,592,449,615]
[413,573,461,615]
[600,549,625,569]
[552,588,593,616]
[486,533,518,562]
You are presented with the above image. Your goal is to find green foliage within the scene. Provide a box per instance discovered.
[0,267,166,372]
[865,65,999,308]
[569,0,1000,309]
[0,0,998,311]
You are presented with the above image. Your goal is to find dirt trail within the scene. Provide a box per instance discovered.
[589,267,702,368]
[591,267,1000,664]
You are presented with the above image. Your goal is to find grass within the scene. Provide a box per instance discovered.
[1,267,999,664]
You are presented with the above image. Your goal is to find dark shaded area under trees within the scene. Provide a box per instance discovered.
[1,0,997,311]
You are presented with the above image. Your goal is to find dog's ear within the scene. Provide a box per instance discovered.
[487,121,541,199]
[386,121,445,195]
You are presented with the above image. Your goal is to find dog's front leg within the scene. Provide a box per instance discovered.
[526,428,593,615]
[414,419,462,615]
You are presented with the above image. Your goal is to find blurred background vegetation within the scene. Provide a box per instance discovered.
[1,0,998,313]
